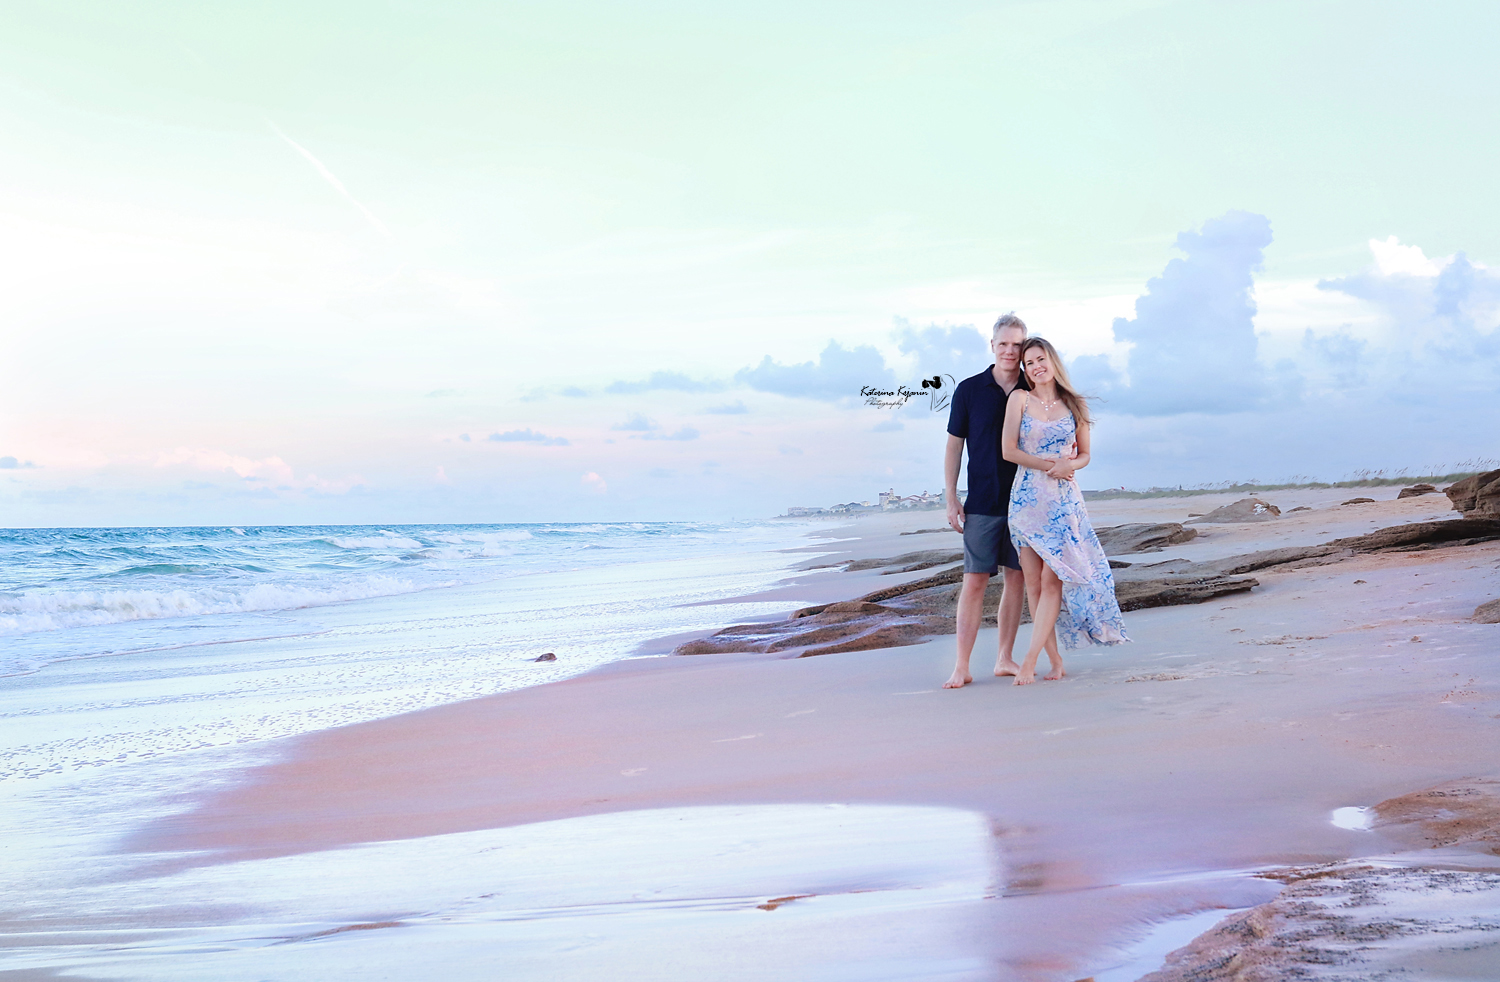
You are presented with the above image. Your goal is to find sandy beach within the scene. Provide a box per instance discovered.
[7,487,1500,980]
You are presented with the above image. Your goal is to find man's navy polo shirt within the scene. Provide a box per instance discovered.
[947,367,1026,516]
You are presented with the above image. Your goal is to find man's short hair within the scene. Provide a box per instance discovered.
[992,312,1027,336]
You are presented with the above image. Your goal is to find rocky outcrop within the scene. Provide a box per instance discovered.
[1398,482,1438,498]
[1137,863,1500,982]
[1188,497,1281,523]
[1342,496,1375,504]
[1113,573,1259,610]
[1475,599,1500,624]
[1173,518,1500,577]
[843,550,962,573]
[1446,468,1500,518]
[1093,522,1198,556]
[673,563,972,657]
[674,517,1500,658]
[1373,778,1500,852]
[1329,517,1500,552]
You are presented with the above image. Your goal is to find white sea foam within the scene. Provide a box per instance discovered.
[1331,806,1374,830]
[430,530,532,544]
[327,534,424,551]
[0,575,424,635]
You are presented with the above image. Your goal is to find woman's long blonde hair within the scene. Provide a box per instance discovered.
[1019,337,1092,427]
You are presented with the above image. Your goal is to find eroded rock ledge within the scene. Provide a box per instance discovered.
[673,518,1500,658]
[1137,777,1500,981]
[1136,863,1500,982]
[1447,468,1500,518]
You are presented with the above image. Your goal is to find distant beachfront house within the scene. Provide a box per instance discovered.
[787,494,926,517]
[880,490,944,510]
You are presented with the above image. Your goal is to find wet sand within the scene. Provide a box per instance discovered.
[22,489,1500,980]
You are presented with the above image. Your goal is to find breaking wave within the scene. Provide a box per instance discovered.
[0,520,791,639]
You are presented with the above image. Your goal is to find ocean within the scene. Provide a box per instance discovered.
[0,521,1008,980]
[0,520,837,775]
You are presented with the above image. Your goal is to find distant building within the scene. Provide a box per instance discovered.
[784,491,939,518]
[881,489,944,510]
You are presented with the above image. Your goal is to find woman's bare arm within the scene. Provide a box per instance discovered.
[1046,422,1089,480]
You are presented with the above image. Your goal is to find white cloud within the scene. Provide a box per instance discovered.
[641,426,700,441]
[488,429,570,446]
[1310,244,1500,399]
[1073,211,1277,416]
[1368,235,1446,278]
[581,471,607,493]
[737,341,895,401]
[892,320,989,381]
[611,414,658,432]
[153,448,362,494]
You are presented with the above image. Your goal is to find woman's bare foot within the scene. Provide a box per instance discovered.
[994,658,1021,677]
[1044,660,1066,681]
[943,670,973,689]
[1013,668,1036,686]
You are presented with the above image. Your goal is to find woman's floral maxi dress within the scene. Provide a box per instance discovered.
[1008,410,1130,649]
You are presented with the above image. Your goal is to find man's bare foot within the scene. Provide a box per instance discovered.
[1044,661,1066,681]
[994,659,1021,677]
[1013,669,1036,686]
[943,670,973,689]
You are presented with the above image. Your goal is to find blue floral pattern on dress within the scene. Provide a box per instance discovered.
[1009,412,1130,650]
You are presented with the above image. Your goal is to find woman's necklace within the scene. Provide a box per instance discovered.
[1031,390,1061,413]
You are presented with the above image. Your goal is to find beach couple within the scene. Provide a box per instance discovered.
[942,314,1129,688]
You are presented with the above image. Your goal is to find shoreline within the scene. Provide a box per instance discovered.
[8,485,1500,979]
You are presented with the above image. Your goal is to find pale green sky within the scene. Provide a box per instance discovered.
[3,1,1497,524]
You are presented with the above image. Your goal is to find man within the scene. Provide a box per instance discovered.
[942,313,1028,688]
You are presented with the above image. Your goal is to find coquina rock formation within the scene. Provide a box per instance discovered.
[1446,468,1500,519]
[672,518,1500,658]
[1139,778,1500,981]
[1189,497,1281,523]
[1397,482,1439,498]
[1094,522,1198,555]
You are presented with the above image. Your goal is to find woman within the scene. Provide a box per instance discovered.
[1001,337,1129,685]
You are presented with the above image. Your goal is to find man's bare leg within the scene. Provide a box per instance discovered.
[993,566,1025,677]
[943,572,991,688]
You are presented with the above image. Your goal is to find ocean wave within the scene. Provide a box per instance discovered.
[0,575,425,635]
[326,534,425,551]
[430,530,533,544]
[0,521,792,642]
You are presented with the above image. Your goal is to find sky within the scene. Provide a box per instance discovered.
[2,0,1498,526]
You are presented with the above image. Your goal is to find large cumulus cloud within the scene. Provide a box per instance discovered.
[1076,211,1275,415]
[892,320,990,383]
[1312,245,1500,396]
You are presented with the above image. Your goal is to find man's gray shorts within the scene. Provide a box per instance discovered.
[962,513,1022,575]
